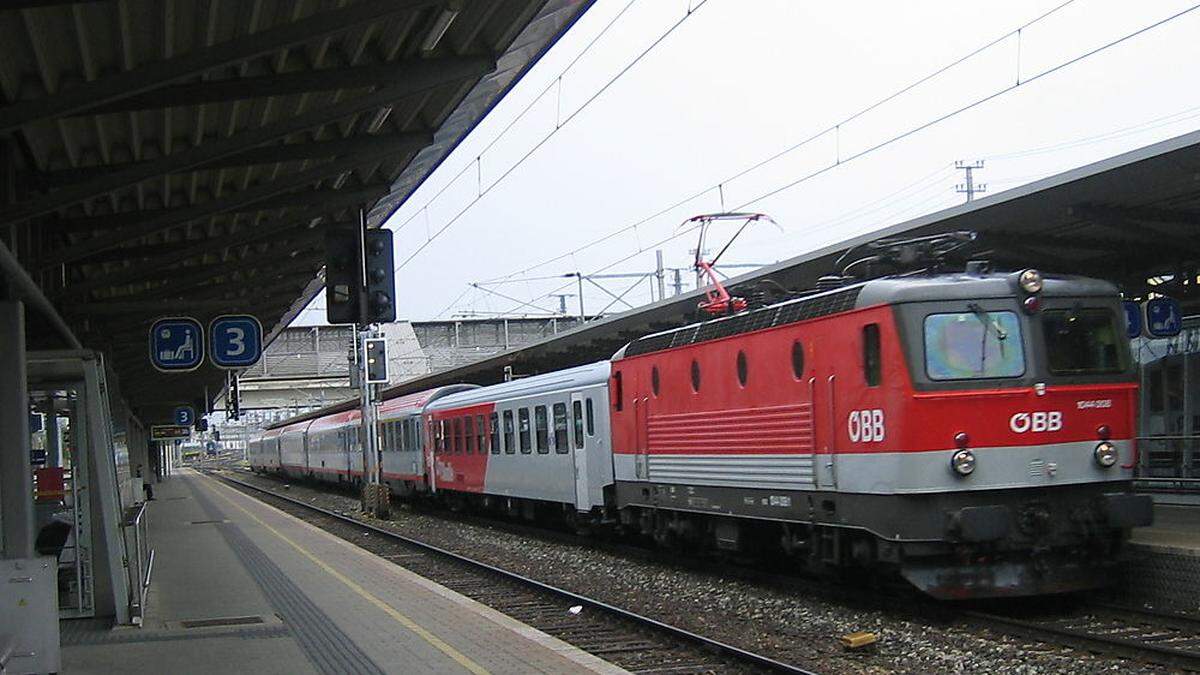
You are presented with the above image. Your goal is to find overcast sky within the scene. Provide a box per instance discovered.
[294,0,1200,326]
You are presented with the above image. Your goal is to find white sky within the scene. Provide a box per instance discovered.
[293,0,1200,326]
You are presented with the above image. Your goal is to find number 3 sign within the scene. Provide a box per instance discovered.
[208,315,263,368]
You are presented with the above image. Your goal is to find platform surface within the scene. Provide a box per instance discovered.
[61,469,624,675]
[1130,503,1200,554]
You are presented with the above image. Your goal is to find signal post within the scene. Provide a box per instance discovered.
[326,209,395,518]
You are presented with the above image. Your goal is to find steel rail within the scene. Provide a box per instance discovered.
[962,608,1200,671]
[208,470,818,675]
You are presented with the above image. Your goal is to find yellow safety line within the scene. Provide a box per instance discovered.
[201,474,490,675]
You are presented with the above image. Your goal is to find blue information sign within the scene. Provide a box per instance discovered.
[208,315,263,369]
[174,405,196,427]
[1145,297,1183,338]
[1122,300,1142,339]
[30,412,44,433]
[150,318,204,372]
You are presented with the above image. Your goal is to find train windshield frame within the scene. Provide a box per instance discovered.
[1041,306,1125,375]
[923,309,1026,380]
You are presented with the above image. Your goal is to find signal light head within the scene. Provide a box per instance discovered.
[1018,269,1044,294]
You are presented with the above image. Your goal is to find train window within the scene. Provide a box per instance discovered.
[553,403,569,453]
[535,406,550,454]
[863,324,881,387]
[690,359,701,393]
[434,420,444,454]
[475,415,486,453]
[452,418,463,454]
[489,413,499,454]
[467,415,478,454]
[651,367,660,397]
[572,400,584,448]
[736,351,748,387]
[924,311,1024,380]
[612,371,623,411]
[518,408,531,454]
[792,340,805,379]
[586,398,595,436]
[503,410,516,454]
[1042,308,1124,375]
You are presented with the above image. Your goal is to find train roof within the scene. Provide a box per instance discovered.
[426,361,611,411]
[617,270,1119,360]
[378,384,478,417]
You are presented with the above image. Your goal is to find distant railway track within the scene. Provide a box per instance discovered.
[964,605,1200,671]
[204,469,818,675]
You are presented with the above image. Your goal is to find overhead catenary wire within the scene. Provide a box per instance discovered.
[485,3,1200,317]
[435,1,1200,318]
[392,0,713,272]
[470,0,1083,288]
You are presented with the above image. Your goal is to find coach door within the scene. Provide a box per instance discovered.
[571,393,590,511]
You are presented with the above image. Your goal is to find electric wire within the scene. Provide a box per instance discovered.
[392,0,712,272]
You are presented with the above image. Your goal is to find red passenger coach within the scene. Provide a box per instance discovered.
[609,268,1151,598]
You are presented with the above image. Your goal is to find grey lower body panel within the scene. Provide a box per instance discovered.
[614,479,1153,598]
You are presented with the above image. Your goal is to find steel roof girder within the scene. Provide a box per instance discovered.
[42,143,411,267]
[0,0,440,133]
[28,131,432,189]
[3,55,494,232]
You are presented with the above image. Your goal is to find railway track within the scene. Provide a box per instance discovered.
[204,469,817,675]
[964,605,1200,671]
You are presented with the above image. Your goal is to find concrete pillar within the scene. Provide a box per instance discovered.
[0,300,34,559]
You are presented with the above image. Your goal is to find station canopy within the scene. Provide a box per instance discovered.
[0,0,594,422]
[274,126,1200,427]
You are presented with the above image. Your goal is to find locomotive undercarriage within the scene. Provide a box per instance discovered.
[612,479,1153,598]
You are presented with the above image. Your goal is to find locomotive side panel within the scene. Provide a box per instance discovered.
[611,304,905,493]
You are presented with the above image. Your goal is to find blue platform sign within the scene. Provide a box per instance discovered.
[149,318,204,372]
[1145,297,1183,338]
[1123,301,1142,339]
[174,405,196,427]
[208,315,263,369]
[30,412,44,433]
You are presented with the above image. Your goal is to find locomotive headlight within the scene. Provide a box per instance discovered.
[951,449,976,476]
[1094,441,1118,468]
[1018,269,1044,294]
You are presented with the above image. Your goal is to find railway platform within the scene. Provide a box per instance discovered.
[1115,501,1200,615]
[60,469,624,675]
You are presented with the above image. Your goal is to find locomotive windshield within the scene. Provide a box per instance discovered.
[1042,307,1123,375]
[924,310,1025,380]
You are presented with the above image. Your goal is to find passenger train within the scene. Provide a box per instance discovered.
[250,264,1153,599]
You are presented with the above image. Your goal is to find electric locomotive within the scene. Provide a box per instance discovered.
[608,259,1152,598]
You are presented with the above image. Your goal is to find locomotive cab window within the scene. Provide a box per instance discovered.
[924,310,1025,380]
[862,324,881,386]
[1042,308,1124,375]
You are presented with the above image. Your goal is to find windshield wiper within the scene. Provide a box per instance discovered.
[967,302,1007,374]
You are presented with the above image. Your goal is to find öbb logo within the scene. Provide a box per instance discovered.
[848,409,885,443]
[1009,411,1062,434]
